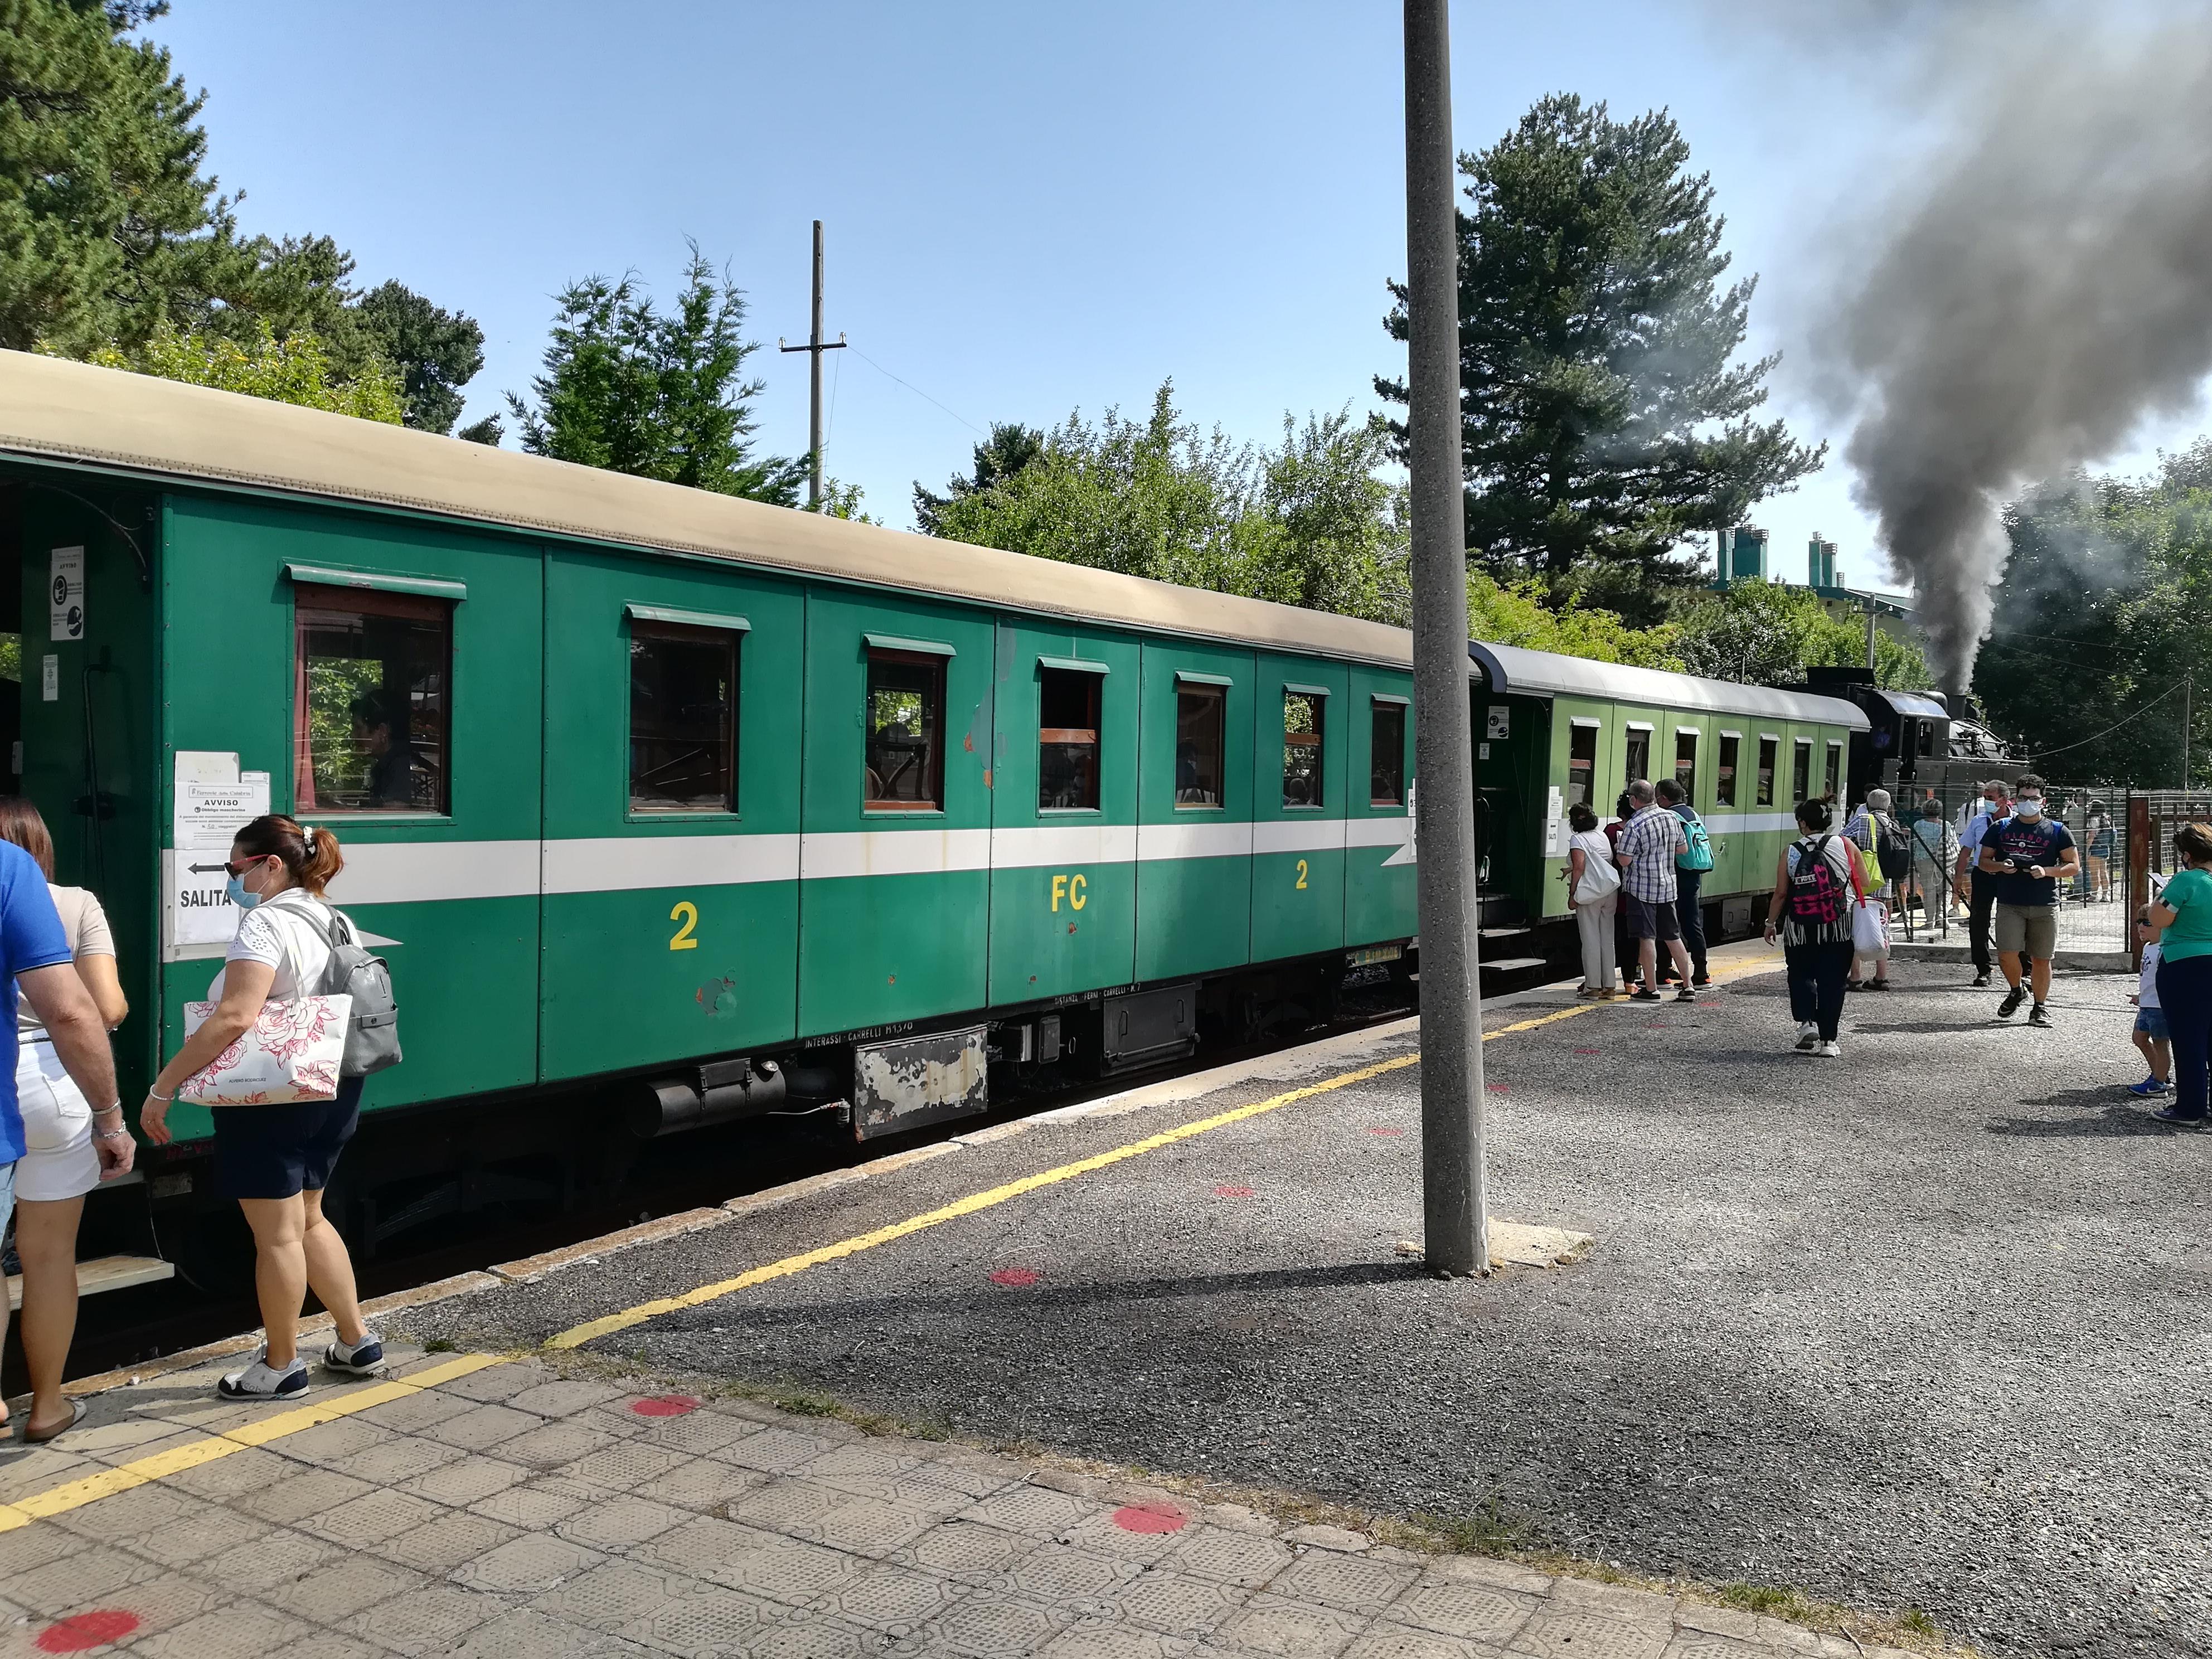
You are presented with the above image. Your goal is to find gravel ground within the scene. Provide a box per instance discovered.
[413,947,2212,1659]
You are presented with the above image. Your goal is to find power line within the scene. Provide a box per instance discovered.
[2021,680,2186,760]
[850,347,984,436]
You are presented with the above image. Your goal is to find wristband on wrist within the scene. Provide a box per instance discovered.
[144,1088,173,1102]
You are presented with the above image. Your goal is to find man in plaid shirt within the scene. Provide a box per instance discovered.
[1616,779,1697,1002]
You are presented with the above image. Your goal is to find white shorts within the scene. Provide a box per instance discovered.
[14,1039,99,1202]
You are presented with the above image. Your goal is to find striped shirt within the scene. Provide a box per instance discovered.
[1616,805,1686,903]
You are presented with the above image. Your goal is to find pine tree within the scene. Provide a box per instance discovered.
[1378,94,1822,593]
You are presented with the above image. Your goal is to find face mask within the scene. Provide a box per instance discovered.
[2015,797,2043,819]
[226,866,264,909]
[1983,799,2002,816]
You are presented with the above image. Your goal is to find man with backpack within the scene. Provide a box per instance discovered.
[1616,780,1697,1003]
[1655,778,1713,987]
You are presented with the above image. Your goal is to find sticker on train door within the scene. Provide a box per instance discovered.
[48,545,83,642]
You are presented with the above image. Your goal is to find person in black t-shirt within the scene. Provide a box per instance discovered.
[1975,772,2078,1026]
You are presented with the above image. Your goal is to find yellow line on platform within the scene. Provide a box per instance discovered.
[549,958,1781,1352]
[0,1351,505,1534]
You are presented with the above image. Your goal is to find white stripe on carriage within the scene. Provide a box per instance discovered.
[1136,820,1254,862]
[798,827,995,880]
[322,838,541,905]
[1703,811,1803,833]
[1344,816,1413,849]
[990,823,1139,868]
[1253,818,1349,856]
[541,834,801,894]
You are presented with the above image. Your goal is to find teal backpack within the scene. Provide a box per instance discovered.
[1677,813,1715,873]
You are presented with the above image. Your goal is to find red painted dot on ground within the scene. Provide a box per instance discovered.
[1213,1184,1254,1197]
[631,1394,700,1417]
[1572,1048,1602,1055]
[989,1268,1041,1288]
[37,1611,140,1653]
[1486,1083,1508,1093]
[1113,1501,1190,1534]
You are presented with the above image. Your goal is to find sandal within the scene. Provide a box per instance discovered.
[22,1399,85,1445]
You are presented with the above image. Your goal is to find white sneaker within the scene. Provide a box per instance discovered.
[1794,1022,1819,1052]
[1816,1040,1842,1058]
[217,1352,309,1401]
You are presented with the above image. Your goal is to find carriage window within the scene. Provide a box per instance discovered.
[294,583,450,814]
[629,622,738,812]
[1716,734,1739,808]
[1915,720,1935,758]
[1624,726,1651,788]
[1566,723,1597,810]
[1825,738,1844,799]
[1282,691,1323,808]
[865,649,944,810]
[1674,731,1698,802]
[1792,738,1813,803]
[1038,667,1101,811]
[1175,682,1225,808]
[1371,700,1405,807]
[1756,737,1777,806]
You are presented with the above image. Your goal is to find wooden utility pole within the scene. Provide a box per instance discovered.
[1403,0,1486,1278]
[779,220,846,510]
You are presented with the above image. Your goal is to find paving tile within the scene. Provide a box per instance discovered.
[1345,1622,1507,1659]
[798,1442,925,1483]
[557,1440,695,1494]
[0,1447,97,1502]
[259,1553,426,1623]
[616,1404,764,1458]
[398,1454,535,1507]
[803,1497,942,1556]
[729,1477,849,1534]
[712,1424,835,1473]
[128,1596,318,1658]
[744,1619,886,1659]
[341,1583,514,1655]
[0,1509,86,1574]
[373,1507,525,1574]
[1008,1544,1141,1614]
[1661,1636,1776,1659]
[450,1531,607,1595]
[268,1637,387,1659]
[54,1564,230,1640]
[424,1402,546,1453]
[296,1486,449,1550]
[1170,1526,1298,1589]
[438,1605,657,1656]
[896,1517,1045,1585]
[9,1540,171,1617]
[533,1558,709,1633]
[631,1453,770,1512]
[48,1479,202,1544]
[1109,1570,1250,1637]
[435,1362,548,1405]
[468,1476,598,1530]
[1386,1579,1539,1645]
[352,1385,477,1435]
[124,1503,279,1570]
[1060,1505,1197,1565]
[816,1560,969,1633]
[963,1481,1099,1537]
[154,1445,295,1501]
[319,1432,468,1487]
[234,1466,379,1525]
[194,1526,348,1597]
[555,1493,695,1551]
[909,1592,1068,1658]
[1037,1625,1194,1659]
[627,1583,791,1656]
[275,1416,394,1469]
[1511,1607,1671,1659]
[639,1515,866,1607]
[1274,1550,1424,1614]
[507,1378,627,1418]
[1215,1592,1371,1659]
[51,1411,212,1460]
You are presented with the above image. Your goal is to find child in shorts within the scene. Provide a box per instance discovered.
[2130,906,2171,1097]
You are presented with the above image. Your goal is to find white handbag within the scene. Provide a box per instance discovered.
[177,994,352,1105]
[1851,898,1890,958]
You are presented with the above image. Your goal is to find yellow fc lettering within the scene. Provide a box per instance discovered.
[1069,873,1087,910]
[1051,874,1068,911]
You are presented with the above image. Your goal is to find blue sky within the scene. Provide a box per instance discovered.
[145,2,2202,598]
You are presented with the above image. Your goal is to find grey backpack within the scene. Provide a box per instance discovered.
[301,903,403,1078]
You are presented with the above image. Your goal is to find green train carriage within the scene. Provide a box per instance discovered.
[0,351,1428,1251]
[1467,643,1871,939]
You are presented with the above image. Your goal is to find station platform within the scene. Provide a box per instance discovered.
[3,939,2197,1658]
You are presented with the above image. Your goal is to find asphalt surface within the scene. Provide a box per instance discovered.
[409,947,2212,1659]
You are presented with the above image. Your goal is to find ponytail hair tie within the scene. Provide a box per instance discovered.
[302,826,318,852]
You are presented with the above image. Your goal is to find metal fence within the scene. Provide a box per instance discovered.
[1880,779,2135,958]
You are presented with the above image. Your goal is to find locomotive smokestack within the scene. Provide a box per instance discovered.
[1821,7,2212,694]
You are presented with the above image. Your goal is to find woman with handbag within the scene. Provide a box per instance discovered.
[1566,802,1621,997]
[139,814,385,1400]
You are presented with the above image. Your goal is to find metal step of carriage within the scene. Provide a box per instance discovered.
[7,1255,174,1311]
